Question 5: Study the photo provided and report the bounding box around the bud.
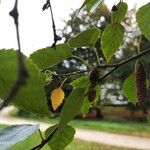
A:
[135,60,147,106]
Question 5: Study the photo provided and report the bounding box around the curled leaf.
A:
[50,88,65,111]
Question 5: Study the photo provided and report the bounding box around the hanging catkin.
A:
[86,69,99,102]
[135,60,147,105]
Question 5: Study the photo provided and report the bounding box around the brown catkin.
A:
[86,69,99,102]
[135,60,147,106]
[89,69,99,88]
[87,88,96,102]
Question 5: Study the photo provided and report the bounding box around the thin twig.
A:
[48,0,58,45]
[99,47,150,81]
[31,126,58,150]
[137,35,142,53]
[40,59,114,73]
[72,55,92,68]
[57,69,91,77]
[60,78,68,88]
[0,0,28,111]
[58,47,150,78]
[43,0,61,46]
[92,47,101,66]
[38,129,44,141]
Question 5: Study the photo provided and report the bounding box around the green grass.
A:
[0,124,136,150]
[69,118,150,138]
[10,108,150,138]
[65,139,137,150]
[0,124,7,129]
[11,133,136,150]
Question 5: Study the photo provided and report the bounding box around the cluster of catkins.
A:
[86,60,147,105]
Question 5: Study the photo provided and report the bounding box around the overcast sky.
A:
[0,0,149,56]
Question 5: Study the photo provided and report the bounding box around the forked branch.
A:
[56,48,150,81]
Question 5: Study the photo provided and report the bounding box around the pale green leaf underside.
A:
[30,44,72,70]
[101,23,124,61]
[0,124,39,150]
[136,2,150,41]
[68,27,101,48]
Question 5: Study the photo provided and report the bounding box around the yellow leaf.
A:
[50,88,65,111]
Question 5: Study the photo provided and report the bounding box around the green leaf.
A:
[81,85,101,117]
[30,44,72,70]
[81,97,91,117]
[68,27,101,48]
[85,0,103,12]
[0,50,50,116]
[59,88,85,127]
[0,124,39,150]
[122,73,137,104]
[101,23,124,61]
[45,125,75,150]
[136,2,150,41]
[112,2,128,23]
[70,76,89,88]
[78,0,91,11]
[78,0,103,13]
[95,85,101,101]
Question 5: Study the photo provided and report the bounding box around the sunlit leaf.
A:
[76,0,103,17]
[112,2,128,23]
[81,97,91,117]
[101,23,124,61]
[122,73,137,104]
[95,85,101,101]
[30,44,72,70]
[85,0,103,12]
[70,76,89,88]
[136,2,150,41]
[68,27,101,48]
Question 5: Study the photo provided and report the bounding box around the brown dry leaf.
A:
[50,88,65,111]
